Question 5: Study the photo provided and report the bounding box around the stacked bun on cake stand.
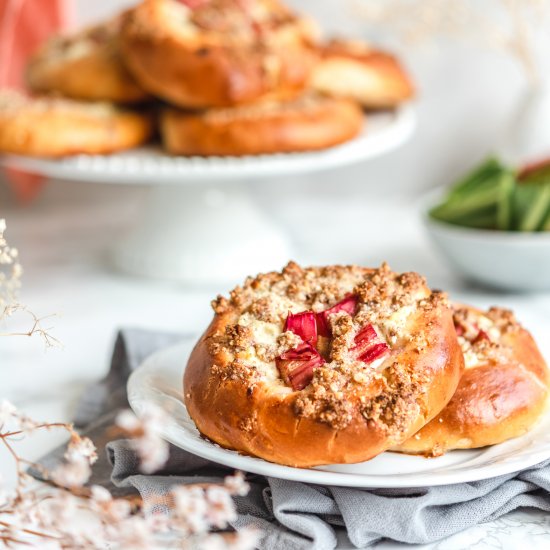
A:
[0,0,416,285]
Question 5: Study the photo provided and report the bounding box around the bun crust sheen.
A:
[184,262,463,467]
[311,39,414,109]
[120,0,318,108]
[26,16,150,104]
[396,305,549,456]
[0,91,153,157]
[161,94,363,156]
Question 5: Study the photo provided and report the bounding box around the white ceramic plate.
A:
[0,107,415,184]
[128,341,550,488]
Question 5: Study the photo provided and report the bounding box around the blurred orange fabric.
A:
[0,0,74,201]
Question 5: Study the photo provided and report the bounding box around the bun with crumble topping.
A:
[184,262,463,467]
[311,39,414,109]
[26,15,150,104]
[0,90,153,157]
[161,93,363,156]
[395,304,549,456]
[119,0,319,108]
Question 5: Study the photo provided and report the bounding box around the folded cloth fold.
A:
[35,328,550,549]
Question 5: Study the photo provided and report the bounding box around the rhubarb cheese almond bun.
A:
[311,39,414,109]
[395,305,550,457]
[184,262,463,467]
[120,0,319,108]
[161,93,363,156]
[0,90,153,157]
[26,14,150,104]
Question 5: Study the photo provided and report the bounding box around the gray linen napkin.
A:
[36,328,550,549]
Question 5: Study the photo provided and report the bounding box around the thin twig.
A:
[0,521,60,541]
[2,422,73,438]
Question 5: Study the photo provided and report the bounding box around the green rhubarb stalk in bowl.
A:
[429,157,550,232]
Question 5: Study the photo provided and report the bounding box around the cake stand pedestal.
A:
[112,182,289,285]
[2,106,415,286]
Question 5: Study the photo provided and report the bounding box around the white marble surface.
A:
[1,177,550,549]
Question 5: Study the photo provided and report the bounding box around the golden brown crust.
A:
[395,305,550,456]
[184,262,463,467]
[0,91,153,158]
[26,16,150,104]
[311,39,414,109]
[161,94,363,156]
[120,0,319,108]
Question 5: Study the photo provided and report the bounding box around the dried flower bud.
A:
[224,471,250,497]
[205,486,237,528]
[115,409,142,433]
[116,406,170,474]
[172,485,209,534]
[91,485,112,504]
[51,456,92,489]
[0,399,17,427]
[230,528,263,550]
[65,435,98,465]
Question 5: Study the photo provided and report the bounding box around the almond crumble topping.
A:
[157,0,315,47]
[276,330,303,354]
[486,306,519,332]
[39,17,120,63]
[0,90,119,117]
[453,305,520,369]
[208,262,449,431]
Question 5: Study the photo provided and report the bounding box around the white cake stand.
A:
[2,106,415,285]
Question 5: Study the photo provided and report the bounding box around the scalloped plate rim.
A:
[0,107,415,184]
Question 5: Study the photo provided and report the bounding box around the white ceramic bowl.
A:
[423,200,550,292]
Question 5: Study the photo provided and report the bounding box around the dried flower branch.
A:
[0,219,258,548]
[0,305,61,348]
[0,402,260,549]
[115,406,170,474]
[0,218,59,348]
[0,218,22,310]
[355,0,550,83]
